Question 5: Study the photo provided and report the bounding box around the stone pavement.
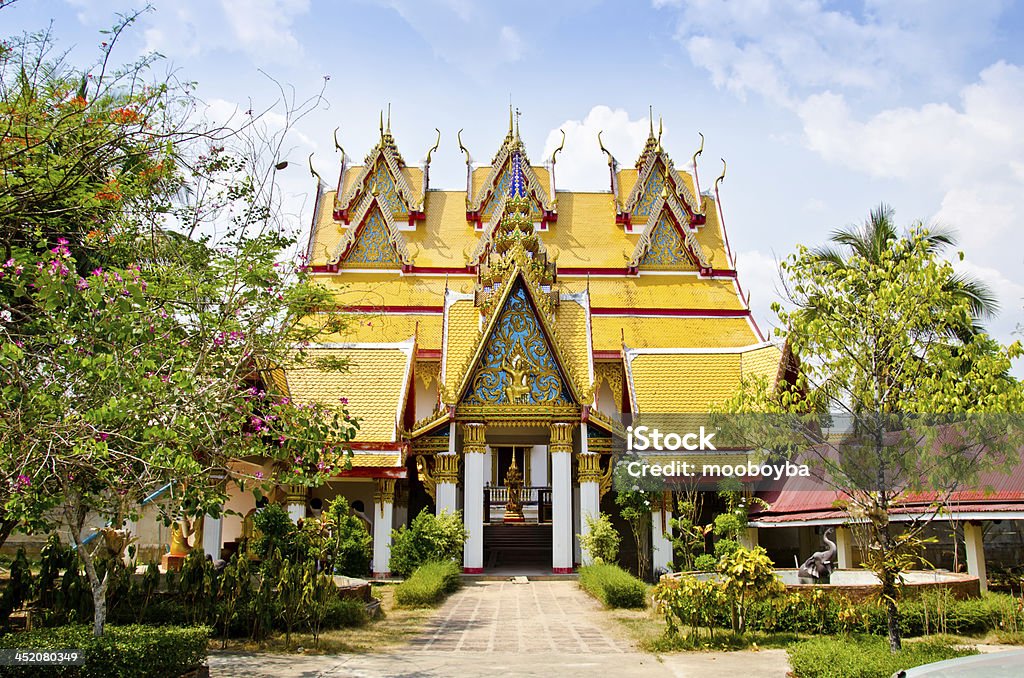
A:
[208,580,790,678]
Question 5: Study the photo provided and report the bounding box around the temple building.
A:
[211,111,785,575]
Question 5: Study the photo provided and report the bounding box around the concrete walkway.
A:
[208,580,789,678]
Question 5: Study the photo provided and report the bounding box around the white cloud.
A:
[540,106,651,191]
[69,0,311,64]
[733,248,786,338]
[797,62,1024,270]
[498,26,523,62]
[655,0,1007,106]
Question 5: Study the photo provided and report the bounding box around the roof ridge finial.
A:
[649,105,654,137]
[515,107,521,140]
[508,103,514,135]
[386,103,391,134]
[379,110,384,139]
[657,116,663,153]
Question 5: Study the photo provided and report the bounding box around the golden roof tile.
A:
[592,316,758,351]
[286,343,413,442]
[441,297,480,399]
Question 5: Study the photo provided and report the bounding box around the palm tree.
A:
[809,203,998,341]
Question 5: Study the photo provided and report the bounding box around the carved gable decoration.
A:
[330,199,413,268]
[638,212,696,269]
[462,282,573,406]
[631,165,667,219]
[334,129,423,224]
[477,159,545,224]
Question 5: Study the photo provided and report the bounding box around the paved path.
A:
[208,580,789,678]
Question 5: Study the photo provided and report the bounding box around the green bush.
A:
[322,497,373,576]
[693,554,717,571]
[322,598,369,628]
[578,513,621,564]
[0,624,209,678]
[394,561,462,608]
[388,509,467,578]
[578,563,647,609]
[251,504,297,559]
[787,635,977,678]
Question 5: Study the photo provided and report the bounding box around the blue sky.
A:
[6,0,1024,356]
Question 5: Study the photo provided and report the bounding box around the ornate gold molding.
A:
[416,456,436,501]
[578,453,602,484]
[435,453,461,484]
[550,422,574,454]
[599,457,615,498]
[283,484,308,504]
[374,478,396,516]
[462,422,487,453]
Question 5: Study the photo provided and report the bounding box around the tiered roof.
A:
[287,111,783,460]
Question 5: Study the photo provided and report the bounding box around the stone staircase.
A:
[483,523,552,569]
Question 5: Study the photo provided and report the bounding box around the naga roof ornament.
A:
[619,108,705,229]
[333,107,425,225]
[465,107,556,231]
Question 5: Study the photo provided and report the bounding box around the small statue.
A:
[798,527,837,584]
[503,455,525,523]
[169,522,192,557]
[502,351,531,404]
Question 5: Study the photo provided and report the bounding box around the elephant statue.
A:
[798,527,837,584]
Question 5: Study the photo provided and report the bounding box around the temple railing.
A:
[483,485,552,523]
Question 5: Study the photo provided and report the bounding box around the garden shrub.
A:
[321,496,372,576]
[692,554,717,572]
[578,563,647,609]
[578,512,621,564]
[251,504,296,559]
[0,624,209,678]
[394,560,462,608]
[787,635,977,678]
[322,598,369,628]
[389,509,467,578]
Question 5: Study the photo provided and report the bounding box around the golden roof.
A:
[625,344,782,414]
[592,316,758,351]
[347,452,404,468]
[285,342,414,442]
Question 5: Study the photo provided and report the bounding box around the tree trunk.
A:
[68,518,109,637]
[0,520,14,554]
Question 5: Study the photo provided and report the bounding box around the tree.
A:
[809,204,999,340]
[727,223,1023,652]
[0,13,357,636]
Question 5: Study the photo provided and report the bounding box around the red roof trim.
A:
[591,307,751,318]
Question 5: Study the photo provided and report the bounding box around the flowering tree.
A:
[725,221,1023,652]
[0,13,356,635]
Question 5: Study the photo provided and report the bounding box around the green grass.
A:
[393,560,461,608]
[787,635,978,678]
[578,563,647,609]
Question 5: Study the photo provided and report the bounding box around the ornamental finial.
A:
[333,127,345,158]
[308,152,324,184]
[551,129,565,164]
[691,132,704,168]
[649,105,654,137]
[379,110,384,139]
[657,116,663,153]
[515,107,521,140]
[508,104,514,135]
[425,128,441,165]
[598,130,614,166]
[715,158,727,193]
[457,128,471,164]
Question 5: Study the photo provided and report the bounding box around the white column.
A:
[284,485,306,524]
[573,484,582,565]
[462,423,486,574]
[739,527,758,550]
[202,514,223,560]
[530,445,548,486]
[550,423,574,573]
[652,499,674,573]
[835,526,854,569]
[964,521,988,593]
[577,425,602,566]
[372,479,396,577]
[436,424,459,514]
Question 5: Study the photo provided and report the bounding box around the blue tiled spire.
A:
[509,149,527,199]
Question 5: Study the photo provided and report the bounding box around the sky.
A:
[5,0,1024,362]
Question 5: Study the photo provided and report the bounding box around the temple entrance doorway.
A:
[483,444,553,571]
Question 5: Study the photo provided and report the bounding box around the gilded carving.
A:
[463,284,571,406]
[578,453,602,484]
[435,453,460,484]
[374,478,396,516]
[549,422,574,454]
[416,456,436,501]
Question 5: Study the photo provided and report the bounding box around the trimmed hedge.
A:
[394,560,462,608]
[787,636,977,678]
[578,563,647,609]
[0,624,209,678]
